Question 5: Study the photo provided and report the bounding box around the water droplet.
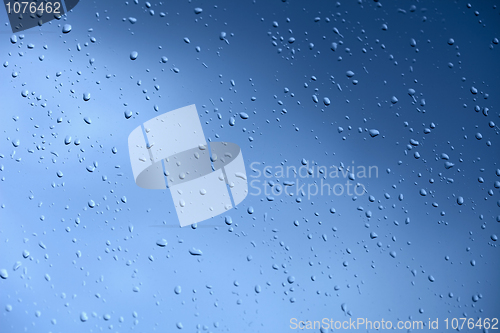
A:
[0,269,8,279]
[323,97,331,106]
[21,89,29,97]
[369,129,380,137]
[194,7,203,14]
[174,286,182,294]
[128,17,137,24]
[391,96,399,104]
[62,24,72,33]
[88,200,96,208]
[428,275,435,282]
[287,276,295,284]
[124,111,133,119]
[80,312,88,322]
[156,239,167,247]
[239,112,249,119]
[189,248,203,255]
[130,51,138,60]
[457,196,464,205]
[10,35,17,44]
[161,56,168,63]
[247,206,254,214]
[83,92,91,101]
[346,70,355,77]
[83,117,91,124]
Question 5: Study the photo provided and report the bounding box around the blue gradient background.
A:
[1,0,499,332]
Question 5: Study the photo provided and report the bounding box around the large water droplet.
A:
[80,312,88,322]
[62,24,72,34]
[189,248,203,255]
